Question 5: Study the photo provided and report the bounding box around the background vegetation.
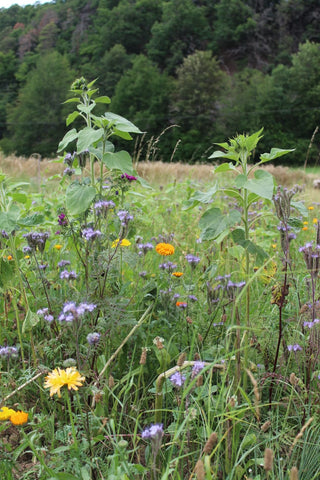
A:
[1,0,320,164]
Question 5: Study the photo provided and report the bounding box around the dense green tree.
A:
[147,0,210,73]
[112,54,174,134]
[96,44,132,98]
[2,52,74,157]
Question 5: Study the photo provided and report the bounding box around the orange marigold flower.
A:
[308,206,314,210]
[172,271,183,277]
[10,410,28,426]
[302,226,308,231]
[176,301,187,308]
[7,255,13,261]
[54,244,62,250]
[155,243,175,256]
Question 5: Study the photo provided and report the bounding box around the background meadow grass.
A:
[1,152,320,479]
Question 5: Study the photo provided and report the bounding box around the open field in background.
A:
[1,153,320,193]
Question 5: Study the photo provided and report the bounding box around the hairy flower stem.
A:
[11,293,25,369]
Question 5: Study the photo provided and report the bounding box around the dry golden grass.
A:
[0,153,319,193]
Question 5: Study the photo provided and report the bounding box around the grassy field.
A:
[1,138,320,480]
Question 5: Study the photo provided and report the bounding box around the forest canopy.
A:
[1,0,320,164]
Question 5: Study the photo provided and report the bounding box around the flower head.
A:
[44,367,85,397]
[0,407,15,421]
[170,371,186,388]
[141,423,163,440]
[172,271,183,277]
[191,361,205,378]
[112,238,131,248]
[10,411,28,426]
[176,301,187,309]
[87,332,101,345]
[82,228,102,242]
[156,243,175,256]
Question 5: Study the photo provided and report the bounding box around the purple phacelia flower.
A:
[170,372,186,387]
[60,270,78,280]
[191,361,205,378]
[82,228,102,241]
[87,332,101,345]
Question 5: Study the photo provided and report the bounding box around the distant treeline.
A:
[1,0,320,164]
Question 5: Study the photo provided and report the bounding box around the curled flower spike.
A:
[156,243,175,256]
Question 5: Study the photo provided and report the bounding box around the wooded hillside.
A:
[1,0,320,164]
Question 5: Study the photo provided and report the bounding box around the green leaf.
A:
[22,309,40,334]
[63,97,80,104]
[288,217,303,228]
[243,127,264,153]
[244,169,275,200]
[213,162,237,173]
[102,150,134,174]
[66,184,96,215]
[76,127,104,152]
[199,208,241,241]
[235,174,247,188]
[77,103,95,114]
[231,228,268,264]
[291,200,308,217]
[260,147,295,163]
[10,192,27,204]
[95,96,111,104]
[223,187,244,203]
[0,258,14,286]
[209,150,239,162]
[66,111,80,126]
[17,213,45,227]
[112,128,133,140]
[182,184,218,210]
[103,112,143,133]
[57,128,78,152]
[0,211,17,233]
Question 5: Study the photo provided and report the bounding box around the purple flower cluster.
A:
[141,423,163,441]
[303,318,320,329]
[191,361,205,378]
[37,307,54,323]
[58,260,71,268]
[299,241,320,275]
[23,231,49,252]
[58,213,68,227]
[60,270,78,280]
[94,200,115,215]
[287,344,303,352]
[185,254,201,268]
[121,173,137,182]
[170,371,186,387]
[58,301,96,322]
[188,295,198,302]
[138,243,154,255]
[0,346,18,358]
[159,261,177,272]
[1,230,9,239]
[87,332,101,345]
[117,210,134,227]
[63,167,75,176]
[82,228,102,242]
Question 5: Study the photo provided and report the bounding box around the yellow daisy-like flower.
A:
[172,271,183,277]
[271,244,277,249]
[0,407,16,421]
[44,367,85,398]
[155,243,175,256]
[313,218,318,224]
[24,255,30,259]
[111,238,131,248]
[54,244,62,250]
[308,206,314,210]
[303,221,309,225]
[10,411,28,426]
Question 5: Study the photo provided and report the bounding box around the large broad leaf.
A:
[76,127,104,153]
[209,150,239,162]
[182,184,218,210]
[231,228,268,264]
[66,111,80,126]
[0,211,18,233]
[102,150,134,174]
[17,213,45,227]
[199,208,241,241]
[243,169,275,200]
[260,147,295,163]
[103,112,143,133]
[213,162,237,173]
[22,309,40,334]
[291,200,308,217]
[66,184,96,215]
[57,128,78,152]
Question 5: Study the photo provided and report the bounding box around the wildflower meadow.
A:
[1,78,320,480]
